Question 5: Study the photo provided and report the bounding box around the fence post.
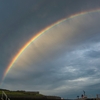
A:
[1,91,10,100]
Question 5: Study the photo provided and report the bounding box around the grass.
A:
[0,90,44,98]
[0,89,61,99]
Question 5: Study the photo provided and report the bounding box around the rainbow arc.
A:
[2,8,100,84]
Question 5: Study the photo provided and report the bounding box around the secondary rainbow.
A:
[2,8,100,82]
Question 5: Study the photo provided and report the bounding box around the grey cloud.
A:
[4,43,100,98]
[84,50,100,58]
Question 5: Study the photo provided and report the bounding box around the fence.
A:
[1,91,10,100]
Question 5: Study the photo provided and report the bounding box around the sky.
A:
[0,0,100,99]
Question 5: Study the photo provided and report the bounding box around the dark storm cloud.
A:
[0,0,100,70]
[0,0,41,73]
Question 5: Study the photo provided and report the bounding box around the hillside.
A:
[0,89,61,99]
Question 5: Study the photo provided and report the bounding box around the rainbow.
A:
[2,8,100,83]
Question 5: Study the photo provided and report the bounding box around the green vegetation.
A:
[0,89,43,98]
[0,89,61,99]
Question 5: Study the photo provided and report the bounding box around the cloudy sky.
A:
[0,0,100,99]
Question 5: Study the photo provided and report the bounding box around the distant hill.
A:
[0,88,61,100]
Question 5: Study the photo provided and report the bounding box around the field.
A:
[0,89,61,99]
[0,90,43,98]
